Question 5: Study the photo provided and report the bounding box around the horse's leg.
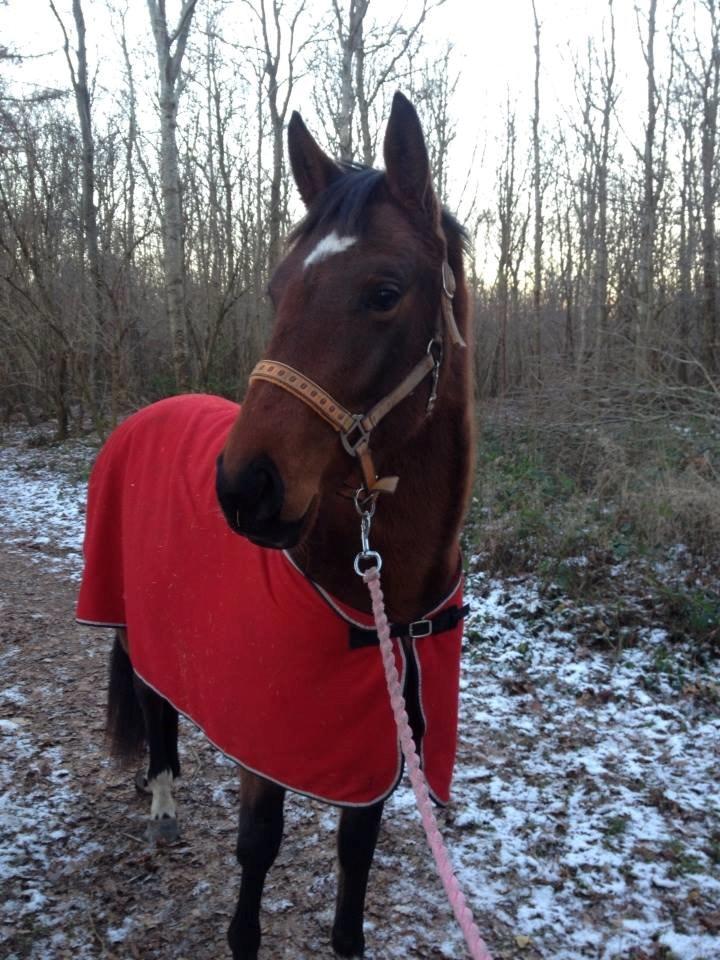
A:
[332,641,421,956]
[228,770,286,960]
[133,672,181,842]
[332,800,384,958]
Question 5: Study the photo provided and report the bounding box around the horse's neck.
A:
[289,393,472,622]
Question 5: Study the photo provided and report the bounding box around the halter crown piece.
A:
[249,254,464,497]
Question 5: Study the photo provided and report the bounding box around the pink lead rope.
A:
[363,566,493,960]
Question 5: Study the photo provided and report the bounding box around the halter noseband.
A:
[248,258,464,496]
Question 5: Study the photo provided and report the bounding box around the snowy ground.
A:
[0,423,718,959]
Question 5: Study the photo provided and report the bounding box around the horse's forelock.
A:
[290,164,467,254]
[289,166,384,242]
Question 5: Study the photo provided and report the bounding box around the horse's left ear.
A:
[383,92,434,216]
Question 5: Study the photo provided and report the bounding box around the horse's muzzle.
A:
[215,454,305,549]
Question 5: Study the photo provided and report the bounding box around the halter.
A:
[248,258,465,496]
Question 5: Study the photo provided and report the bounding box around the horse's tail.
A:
[106,632,146,761]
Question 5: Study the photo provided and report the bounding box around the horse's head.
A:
[217,92,467,549]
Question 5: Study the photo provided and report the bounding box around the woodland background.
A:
[1,8,718,953]
[1,0,719,599]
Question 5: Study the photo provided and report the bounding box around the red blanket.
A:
[76,395,463,806]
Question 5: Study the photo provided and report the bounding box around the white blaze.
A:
[304,230,357,269]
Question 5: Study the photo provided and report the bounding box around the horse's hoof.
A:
[147,816,179,843]
[134,769,151,795]
[332,927,364,958]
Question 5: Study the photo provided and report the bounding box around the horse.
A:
[76,92,473,959]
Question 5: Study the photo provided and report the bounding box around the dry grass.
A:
[465,383,720,642]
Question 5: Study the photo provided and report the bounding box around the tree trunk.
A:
[50,0,104,426]
[531,0,543,386]
[700,0,719,374]
[636,0,658,376]
[593,0,615,377]
[147,0,197,392]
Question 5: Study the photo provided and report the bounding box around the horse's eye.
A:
[366,285,402,313]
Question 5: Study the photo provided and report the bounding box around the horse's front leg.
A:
[332,801,384,958]
[228,771,286,960]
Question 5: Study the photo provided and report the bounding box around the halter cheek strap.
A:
[248,259,462,496]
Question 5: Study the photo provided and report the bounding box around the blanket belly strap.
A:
[348,603,469,651]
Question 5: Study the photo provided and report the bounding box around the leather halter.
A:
[248,258,464,496]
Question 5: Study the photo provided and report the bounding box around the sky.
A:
[0,0,680,242]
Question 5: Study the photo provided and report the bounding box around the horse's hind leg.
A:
[228,770,285,960]
[133,673,180,842]
[332,801,384,958]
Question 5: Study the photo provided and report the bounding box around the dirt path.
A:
[0,536,517,960]
[2,430,719,960]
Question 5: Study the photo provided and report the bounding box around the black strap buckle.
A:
[348,603,469,650]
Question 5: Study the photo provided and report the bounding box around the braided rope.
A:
[363,567,493,960]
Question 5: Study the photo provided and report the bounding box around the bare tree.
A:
[316,0,437,166]
[182,13,250,390]
[494,103,529,395]
[334,0,369,162]
[690,0,720,374]
[247,0,310,271]
[592,0,617,374]
[407,43,457,206]
[636,0,659,374]
[49,0,105,427]
[147,0,198,391]
[531,0,544,385]
[0,108,81,437]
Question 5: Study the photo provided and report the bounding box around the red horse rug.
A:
[76,395,466,807]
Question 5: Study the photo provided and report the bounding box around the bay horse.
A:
[77,92,473,959]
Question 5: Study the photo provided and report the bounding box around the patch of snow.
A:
[107,916,134,943]
[0,429,92,579]
[451,571,720,959]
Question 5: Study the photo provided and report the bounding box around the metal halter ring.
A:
[353,487,377,518]
[354,550,383,576]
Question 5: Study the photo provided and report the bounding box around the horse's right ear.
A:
[288,113,343,208]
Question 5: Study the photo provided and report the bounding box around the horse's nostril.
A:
[216,454,284,532]
[246,463,281,522]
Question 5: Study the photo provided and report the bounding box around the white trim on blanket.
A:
[281,549,462,630]
[130,659,410,809]
[76,618,127,629]
[76,570,454,807]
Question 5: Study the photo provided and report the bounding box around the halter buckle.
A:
[341,415,371,457]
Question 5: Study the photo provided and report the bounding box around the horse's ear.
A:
[383,92,434,216]
[288,112,343,208]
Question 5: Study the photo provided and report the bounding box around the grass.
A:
[464,393,720,648]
